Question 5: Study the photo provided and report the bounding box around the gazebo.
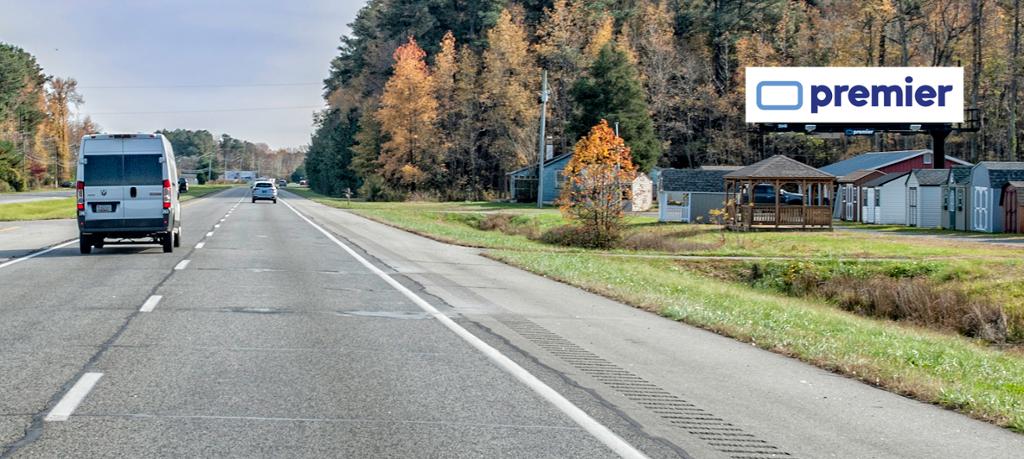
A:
[724,155,836,230]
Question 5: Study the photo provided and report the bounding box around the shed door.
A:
[844,185,854,220]
[1006,188,1019,233]
[677,193,692,223]
[973,187,990,232]
[907,187,918,227]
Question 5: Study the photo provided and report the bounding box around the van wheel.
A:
[94,237,105,249]
[162,233,173,253]
[173,228,181,247]
[273,198,277,204]
[252,198,256,203]
[79,236,92,255]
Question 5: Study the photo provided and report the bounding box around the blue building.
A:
[507,153,573,204]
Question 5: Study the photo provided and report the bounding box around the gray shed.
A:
[657,169,731,223]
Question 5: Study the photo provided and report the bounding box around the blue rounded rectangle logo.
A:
[756,81,803,110]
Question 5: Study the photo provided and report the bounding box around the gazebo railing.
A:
[729,205,832,228]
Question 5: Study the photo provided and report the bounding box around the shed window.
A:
[875,189,880,206]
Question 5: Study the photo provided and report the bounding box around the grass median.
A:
[0,184,234,222]
[291,189,1024,432]
[0,198,75,221]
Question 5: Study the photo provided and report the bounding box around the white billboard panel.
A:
[745,67,964,124]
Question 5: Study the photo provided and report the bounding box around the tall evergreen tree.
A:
[570,42,660,172]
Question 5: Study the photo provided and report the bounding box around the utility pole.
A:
[536,70,549,209]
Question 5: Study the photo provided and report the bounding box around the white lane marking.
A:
[219,219,225,222]
[174,259,191,270]
[140,295,162,312]
[206,231,214,238]
[281,199,648,459]
[45,372,103,421]
[0,239,78,270]
[195,242,205,249]
[214,224,221,228]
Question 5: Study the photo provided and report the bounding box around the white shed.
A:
[905,169,949,228]
[861,172,909,225]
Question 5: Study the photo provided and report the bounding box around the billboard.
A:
[745,67,964,124]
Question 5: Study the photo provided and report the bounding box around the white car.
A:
[76,133,183,254]
[252,180,277,203]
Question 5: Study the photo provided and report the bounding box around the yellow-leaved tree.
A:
[375,37,443,193]
[558,120,636,248]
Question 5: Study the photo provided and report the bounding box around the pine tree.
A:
[479,9,538,188]
[375,37,444,192]
[571,42,661,172]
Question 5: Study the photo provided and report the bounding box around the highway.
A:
[1,188,1021,458]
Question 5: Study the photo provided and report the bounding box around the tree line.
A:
[0,43,97,191]
[298,0,1023,200]
[159,129,306,183]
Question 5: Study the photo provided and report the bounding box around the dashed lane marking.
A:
[44,373,103,422]
[140,295,162,312]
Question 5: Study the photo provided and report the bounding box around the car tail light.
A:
[162,179,172,209]
[76,181,85,211]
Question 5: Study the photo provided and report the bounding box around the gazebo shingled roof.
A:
[724,155,834,180]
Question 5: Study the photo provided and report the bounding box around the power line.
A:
[80,82,322,89]
[87,105,324,115]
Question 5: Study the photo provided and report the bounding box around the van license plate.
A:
[96,204,113,213]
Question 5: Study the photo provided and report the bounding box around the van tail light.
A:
[162,179,172,209]
[76,181,85,211]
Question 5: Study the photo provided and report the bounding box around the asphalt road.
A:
[1,188,1022,458]
[0,190,73,205]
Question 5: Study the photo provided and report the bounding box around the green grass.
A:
[488,250,1024,432]
[180,184,234,202]
[287,189,1024,431]
[0,184,234,221]
[0,198,75,221]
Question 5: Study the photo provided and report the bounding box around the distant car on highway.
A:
[59,180,74,188]
[252,180,277,204]
[277,179,287,188]
[178,177,189,193]
[76,133,182,254]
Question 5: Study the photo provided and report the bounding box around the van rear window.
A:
[83,155,124,186]
[124,154,163,185]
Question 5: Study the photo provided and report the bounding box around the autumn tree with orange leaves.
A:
[375,37,444,193]
[558,120,636,248]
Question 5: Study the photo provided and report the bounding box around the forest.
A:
[304,0,1022,199]
[0,43,97,191]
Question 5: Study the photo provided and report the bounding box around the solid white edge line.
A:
[280,199,648,459]
[174,259,190,270]
[214,224,220,228]
[44,372,103,421]
[0,239,78,270]
[195,242,205,249]
[140,295,162,312]
[206,232,214,237]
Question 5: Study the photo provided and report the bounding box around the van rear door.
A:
[122,138,166,223]
[82,139,125,225]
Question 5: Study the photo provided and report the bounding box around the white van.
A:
[76,133,182,254]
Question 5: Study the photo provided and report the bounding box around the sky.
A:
[0,0,364,149]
